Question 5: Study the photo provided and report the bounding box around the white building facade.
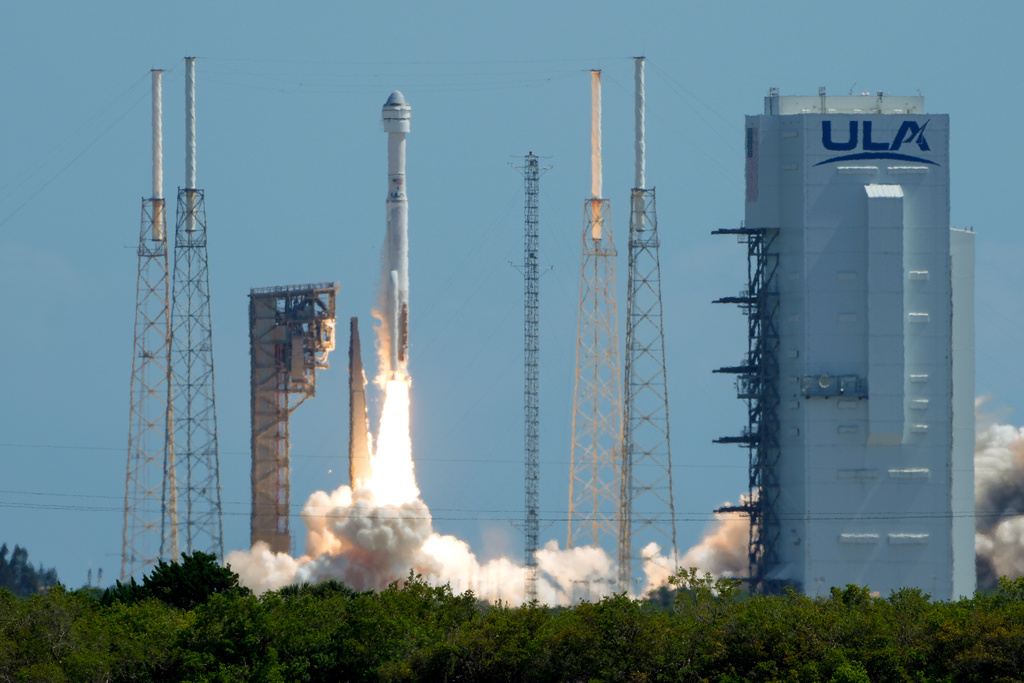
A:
[742,92,974,600]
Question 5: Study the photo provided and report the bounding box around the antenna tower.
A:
[169,57,224,559]
[516,152,542,601]
[122,70,175,580]
[619,57,677,591]
[568,71,622,551]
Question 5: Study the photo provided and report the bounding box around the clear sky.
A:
[2,1,1022,588]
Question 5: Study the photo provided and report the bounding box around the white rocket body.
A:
[382,91,411,377]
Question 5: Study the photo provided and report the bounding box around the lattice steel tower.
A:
[568,71,622,551]
[123,70,175,580]
[516,152,542,601]
[619,57,677,592]
[168,57,224,559]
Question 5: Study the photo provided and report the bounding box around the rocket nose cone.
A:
[384,90,407,108]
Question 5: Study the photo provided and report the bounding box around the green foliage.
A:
[102,550,250,610]
[8,571,1024,681]
[829,660,870,683]
[0,543,59,596]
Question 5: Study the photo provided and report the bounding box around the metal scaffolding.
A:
[167,57,223,560]
[249,283,338,554]
[515,152,542,601]
[568,197,622,551]
[123,195,173,580]
[122,70,174,581]
[169,185,223,559]
[620,186,677,591]
[618,56,677,592]
[712,227,781,593]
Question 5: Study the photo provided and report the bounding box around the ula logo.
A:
[816,120,937,166]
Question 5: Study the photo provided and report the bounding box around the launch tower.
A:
[249,283,338,554]
[169,57,224,559]
[568,71,622,553]
[619,57,677,591]
[122,70,174,580]
[715,90,974,599]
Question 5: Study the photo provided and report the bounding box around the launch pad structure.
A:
[568,70,623,552]
[168,57,224,560]
[620,57,677,591]
[249,282,338,554]
[122,70,173,581]
[712,226,781,593]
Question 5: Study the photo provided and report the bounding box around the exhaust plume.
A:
[975,398,1024,590]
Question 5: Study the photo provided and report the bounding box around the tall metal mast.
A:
[619,57,677,591]
[516,152,542,602]
[169,57,224,559]
[122,70,174,580]
[568,71,622,552]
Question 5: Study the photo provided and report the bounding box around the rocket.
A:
[382,91,411,378]
[348,317,371,487]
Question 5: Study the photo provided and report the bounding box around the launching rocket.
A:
[382,91,411,378]
[348,317,371,487]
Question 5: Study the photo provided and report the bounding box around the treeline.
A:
[3,555,1024,682]
[0,543,58,596]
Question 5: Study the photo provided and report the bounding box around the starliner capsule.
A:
[382,91,411,378]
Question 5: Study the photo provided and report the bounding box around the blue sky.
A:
[2,1,1023,587]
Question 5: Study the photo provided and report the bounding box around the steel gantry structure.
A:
[619,57,677,592]
[168,57,224,560]
[123,70,175,580]
[712,226,781,593]
[249,283,338,554]
[568,70,622,554]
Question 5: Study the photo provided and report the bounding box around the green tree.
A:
[0,543,59,596]
[103,551,250,610]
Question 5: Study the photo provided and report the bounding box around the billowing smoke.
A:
[974,398,1024,590]
[228,388,1024,598]
[227,470,748,603]
[640,503,750,593]
[227,479,626,604]
[678,506,749,578]
[227,294,642,604]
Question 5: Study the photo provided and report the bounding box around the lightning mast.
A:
[122,70,174,580]
[568,71,622,552]
[619,57,677,592]
[169,57,224,559]
[516,152,542,602]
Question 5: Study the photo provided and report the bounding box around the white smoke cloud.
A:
[227,478,753,604]
[226,541,300,595]
[228,395,1024,599]
[974,399,1024,589]
[679,507,749,578]
[227,482,630,604]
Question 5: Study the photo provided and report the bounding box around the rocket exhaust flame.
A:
[228,88,703,605]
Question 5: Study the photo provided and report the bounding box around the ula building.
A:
[716,91,974,600]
